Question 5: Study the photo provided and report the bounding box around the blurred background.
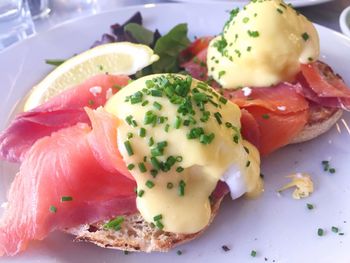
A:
[0,0,349,51]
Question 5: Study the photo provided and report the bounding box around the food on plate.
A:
[0,73,263,256]
[180,0,349,155]
[0,0,350,257]
[278,173,314,199]
[24,42,159,111]
[207,0,319,88]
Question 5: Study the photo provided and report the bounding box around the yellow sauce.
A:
[105,74,263,233]
[207,0,320,88]
[278,173,314,199]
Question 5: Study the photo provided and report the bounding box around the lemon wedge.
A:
[23,42,159,111]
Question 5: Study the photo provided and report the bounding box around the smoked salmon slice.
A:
[240,109,260,150]
[300,62,350,98]
[243,107,308,156]
[225,83,309,114]
[0,123,136,256]
[86,107,133,180]
[0,74,129,163]
[297,63,350,110]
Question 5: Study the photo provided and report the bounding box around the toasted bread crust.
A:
[291,105,342,144]
[66,195,225,252]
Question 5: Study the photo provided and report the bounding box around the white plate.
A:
[340,5,350,37]
[1,2,350,263]
[173,0,332,8]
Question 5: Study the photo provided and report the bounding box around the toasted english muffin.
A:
[291,106,343,144]
[66,193,225,252]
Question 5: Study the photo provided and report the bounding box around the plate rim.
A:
[0,0,346,58]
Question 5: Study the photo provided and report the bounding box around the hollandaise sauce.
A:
[105,74,263,234]
[207,0,320,88]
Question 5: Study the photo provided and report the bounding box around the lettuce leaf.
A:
[152,23,190,73]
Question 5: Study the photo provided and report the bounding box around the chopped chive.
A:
[124,140,134,156]
[222,245,230,252]
[150,169,158,178]
[178,180,186,196]
[167,182,174,189]
[339,233,345,236]
[183,120,190,126]
[145,79,155,89]
[49,205,57,213]
[165,124,170,132]
[88,99,95,106]
[138,189,145,197]
[247,30,260,37]
[306,203,314,210]
[148,137,154,146]
[302,32,310,41]
[250,250,257,257]
[125,115,133,125]
[153,101,162,110]
[187,127,204,139]
[141,100,149,106]
[262,114,270,119]
[218,71,226,79]
[155,220,164,230]
[233,134,239,144]
[150,89,162,97]
[45,59,65,66]
[332,226,339,233]
[124,251,129,255]
[129,91,143,104]
[174,116,182,129]
[151,157,161,170]
[139,127,146,138]
[61,196,73,202]
[144,111,156,125]
[246,160,251,167]
[103,216,124,230]
[176,166,184,173]
[153,214,163,221]
[276,8,283,14]
[244,146,250,154]
[219,96,227,104]
[329,168,336,174]
[317,228,324,236]
[214,112,222,125]
[176,156,183,162]
[225,122,233,128]
[157,116,165,124]
[138,162,147,173]
[127,132,133,139]
[164,156,177,171]
[176,250,182,256]
[127,164,135,170]
[151,147,163,157]
[146,180,155,189]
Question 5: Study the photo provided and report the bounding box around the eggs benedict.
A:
[105,74,263,233]
[207,0,320,88]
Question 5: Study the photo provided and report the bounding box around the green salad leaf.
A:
[152,23,190,73]
[124,23,155,46]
